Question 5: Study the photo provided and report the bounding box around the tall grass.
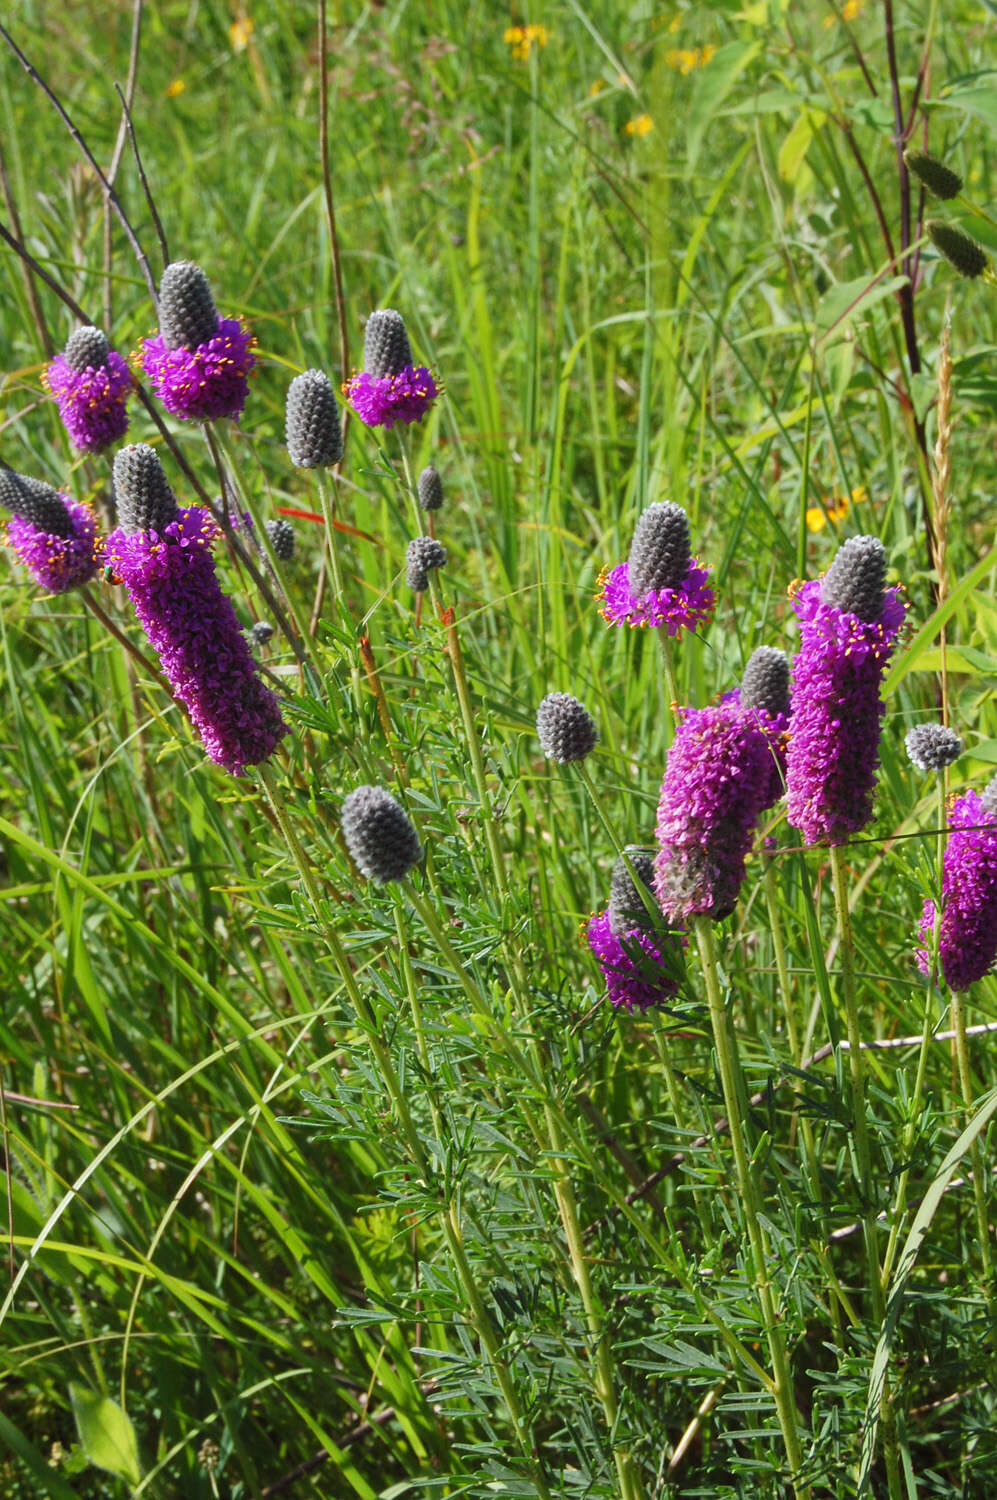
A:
[2,2,996,1496]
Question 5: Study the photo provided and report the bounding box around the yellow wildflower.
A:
[823,0,864,26]
[589,79,605,97]
[624,113,655,137]
[504,23,550,61]
[229,15,254,51]
[665,45,715,74]
[805,485,867,532]
[166,78,186,98]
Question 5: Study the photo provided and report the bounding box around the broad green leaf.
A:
[816,274,909,340]
[69,1385,142,1487]
[686,41,762,172]
[778,111,814,183]
[938,80,997,135]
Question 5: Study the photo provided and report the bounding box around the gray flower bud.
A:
[341,785,422,883]
[250,621,275,647]
[740,647,790,718]
[285,369,343,468]
[609,847,658,936]
[158,261,220,350]
[363,309,413,378]
[820,535,887,623]
[904,150,963,202]
[63,325,110,372]
[406,535,447,592]
[113,444,181,534]
[536,692,598,763]
[628,502,691,598]
[905,723,963,772]
[264,518,295,561]
[417,465,444,512]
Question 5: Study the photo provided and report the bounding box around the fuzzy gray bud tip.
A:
[285,369,343,468]
[905,150,963,202]
[112,444,181,535]
[405,535,447,592]
[250,621,275,647]
[417,465,444,512]
[158,261,220,350]
[820,535,887,622]
[740,646,790,718]
[0,467,74,537]
[341,785,422,883]
[905,723,963,772]
[363,309,414,379]
[608,847,658,936]
[63,325,110,372]
[536,692,598,764]
[264,518,295,561]
[927,220,988,279]
[982,776,997,822]
[628,502,691,598]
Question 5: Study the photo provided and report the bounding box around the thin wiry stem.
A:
[114,82,169,270]
[103,0,143,330]
[0,21,159,308]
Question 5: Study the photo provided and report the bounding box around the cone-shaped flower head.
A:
[0,467,99,593]
[285,369,343,468]
[786,535,905,846]
[405,535,447,592]
[107,446,287,776]
[418,464,444,512]
[609,848,658,937]
[264,518,295,561]
[536,692,598,763]
[43,324,133,454]
[363,309,414,377]
[341,785,422,883]
[917,779,997,990]
[140,261,255,421]
[112,444,180,534]
[343,308,439,430]
[598,502,714,635]
[906,723,963,773]
[739,645,791,808]
[654,698,774,922]
[927,220,988,280]
[904,149,963,201]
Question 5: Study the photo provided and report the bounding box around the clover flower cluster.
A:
[598,502,714,636]
[140,262,255,421]
[343,309,440,430]
[44,326,133,453]
[0,467,99,593]
[106,445,288,775]
[587,848,686,1013]
[917,782,997,991]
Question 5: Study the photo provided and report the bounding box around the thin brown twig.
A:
[103,0,143,330]
[0,140,53,356]
[0,20,159,308]
[114,82,169,271]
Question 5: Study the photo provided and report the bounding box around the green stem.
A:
[693,916,809,1498]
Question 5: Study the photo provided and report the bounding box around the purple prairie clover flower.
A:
[654,697,774,922]
[43,326,133,453]
[139,261,255,422]
[737,646,791,809]
[917,783,997,991]
[106,444,287,776]
[343,366,440,431]
[598,503,713,635]
[342,308,440,431]
[586,908,683,1014]
[785,536,905,846]
[0,467,99,593]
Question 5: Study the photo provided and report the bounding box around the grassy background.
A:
[2,1,997,1496]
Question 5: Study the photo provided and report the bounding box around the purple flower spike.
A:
[737,646,791,810]
[785,538,905,846]
[0,468,99,593]
[586,909,683,1014]
[107,446,287,775]
[654,699,774,922]
[597,558,714,634]
[917,784,997,992]
[44,326,133,453]
[140,261,254,422]
[343,366,440,430]
[140,320,255,422]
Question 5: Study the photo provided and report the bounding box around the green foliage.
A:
[1,1,996,1498]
